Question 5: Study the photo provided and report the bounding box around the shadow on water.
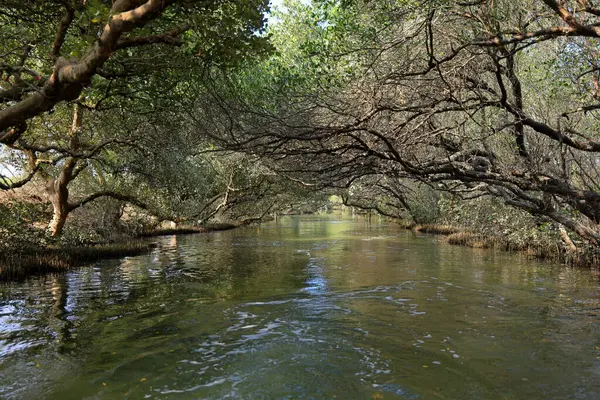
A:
[1,216,600,399]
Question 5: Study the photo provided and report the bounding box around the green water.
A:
[1,216,600,399]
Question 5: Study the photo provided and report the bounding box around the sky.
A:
[268,0,288,24]
[268,0,312,25]
[0,147,17,177]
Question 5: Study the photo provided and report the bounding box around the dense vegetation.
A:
[2,0,600,267]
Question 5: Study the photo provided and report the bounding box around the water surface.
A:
[1,216,600,399]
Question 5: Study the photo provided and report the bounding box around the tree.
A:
[0,0,270,141]
[0,0,272,236]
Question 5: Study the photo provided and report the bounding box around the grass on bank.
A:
[0,241,154,280]
[445,231,563,258]
[399,220,600,267]
[413,224,460,235]
[1,222,242,280]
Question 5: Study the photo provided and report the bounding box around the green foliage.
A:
[61,198,125,244]
[2,0,600,264]
[438,196,560,250]
[405,185,441,224]
[0,201,49,250]
[0,0,281,240]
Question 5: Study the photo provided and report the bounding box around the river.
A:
[1,216,600,399]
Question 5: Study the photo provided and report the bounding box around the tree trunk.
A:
[48,204,68,237]
[559,226,578,253]
[47,179,70,237]
[45,104,82,237]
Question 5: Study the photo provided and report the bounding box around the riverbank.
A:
[0,223,241,281]
[405,222,600,268]
[0,241,154,280]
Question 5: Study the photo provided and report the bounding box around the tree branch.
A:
[115,26,189,50]
[68,190,149,212]
[51,4,75,60]
[0,0,175,138]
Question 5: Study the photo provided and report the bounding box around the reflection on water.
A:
[1,216,600,399]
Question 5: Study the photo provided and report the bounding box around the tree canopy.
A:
[202,0,600,251]
[2,0,600,262]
